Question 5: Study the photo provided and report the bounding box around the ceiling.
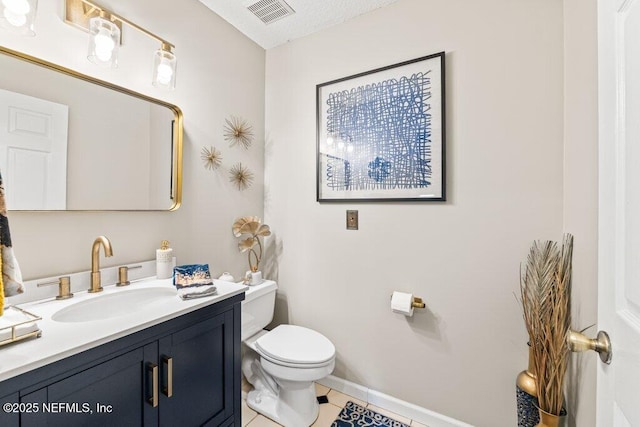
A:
[198,0,400,50]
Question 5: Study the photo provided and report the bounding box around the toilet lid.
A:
[256,325,335,365]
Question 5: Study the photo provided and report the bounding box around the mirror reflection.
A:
[0,46,182,211]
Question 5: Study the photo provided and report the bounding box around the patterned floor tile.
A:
[242,400,258,426]
[312,403,343,426]
[246,414,282,426]
[242,382,420,427]
[315,382,330,396]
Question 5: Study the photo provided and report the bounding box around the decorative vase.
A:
[536,408,566,427]
[244,270,263,285]
[516,344,539,427]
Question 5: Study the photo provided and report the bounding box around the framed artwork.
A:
[316,51,446,202]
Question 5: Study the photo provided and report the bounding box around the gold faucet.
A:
[89,236,113,293]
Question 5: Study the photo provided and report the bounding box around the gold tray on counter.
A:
[0,306,42,348]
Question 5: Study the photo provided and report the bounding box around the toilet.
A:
[241,280,335,427]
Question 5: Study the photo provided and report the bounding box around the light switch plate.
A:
[346,210,358,230]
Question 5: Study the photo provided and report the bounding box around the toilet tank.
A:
[241,280,278,341]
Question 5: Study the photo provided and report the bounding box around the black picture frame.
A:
[316,51,446,202]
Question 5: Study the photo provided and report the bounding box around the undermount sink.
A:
[52,287,176,323]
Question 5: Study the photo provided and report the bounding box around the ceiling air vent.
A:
[246,0,295,25]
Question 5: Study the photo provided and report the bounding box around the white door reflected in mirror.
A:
[0,88,68,210]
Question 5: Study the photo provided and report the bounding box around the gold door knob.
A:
[567,329,612,364]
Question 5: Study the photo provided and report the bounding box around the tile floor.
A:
[242,381,429,427]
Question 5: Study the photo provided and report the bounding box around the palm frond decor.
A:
[520,234,573,417]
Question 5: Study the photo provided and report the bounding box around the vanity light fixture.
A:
[0,0,37,36]
[65,0,177,89]
[87,10,119,67]
[152,43,177,90]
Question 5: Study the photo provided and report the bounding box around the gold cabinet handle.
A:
[162,356,173,397]
[147,362,159,407]
[567,329,612,364]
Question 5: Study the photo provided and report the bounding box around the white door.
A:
[0,88,68,210]
[598,0,640,425]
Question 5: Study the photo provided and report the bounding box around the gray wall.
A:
[563,0,598,426]
[263,0,597,425]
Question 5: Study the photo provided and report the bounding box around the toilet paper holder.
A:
[411,297,426,309]
[390,294,426,309]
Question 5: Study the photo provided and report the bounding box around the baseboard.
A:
[317,375,474,427]
[318,375,369,402]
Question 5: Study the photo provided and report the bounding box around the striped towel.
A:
[173,264,217,300]
[0,172,24,316]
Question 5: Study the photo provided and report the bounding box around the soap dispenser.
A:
[156,240,174,279]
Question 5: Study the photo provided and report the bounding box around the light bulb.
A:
[92,27,115,62]
[0,0,36,35]
[94,46,112,61]
[94,28,115,52]
[337,140,345,150]
[326,135,334,146]
[156,60,173,85]
[347,144,354,153]
[3,7,25,26]
[87,16,119,67]
[152,47,176,89]
[2,0,30,15]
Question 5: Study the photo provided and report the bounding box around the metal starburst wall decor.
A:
[229,162,254,190]
[201,146,222,170]
[223,116,254,149]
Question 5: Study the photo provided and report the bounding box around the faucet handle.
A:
[116,266,130,287]
[116,265,142,287]
[37,276,73,300]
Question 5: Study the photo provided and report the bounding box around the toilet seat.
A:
[255,325,335,368]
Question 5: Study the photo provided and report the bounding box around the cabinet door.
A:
[0,392,19,426]
[159,310,234,427]
[21,344,158,427]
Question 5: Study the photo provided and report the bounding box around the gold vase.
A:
[516,344,538,427]
[536,408,564,427]
[517,344,537,395]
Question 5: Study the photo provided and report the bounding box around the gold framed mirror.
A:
[0,45,182,211]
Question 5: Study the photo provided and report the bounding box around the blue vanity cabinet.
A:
[0,392,19,426]
[0,292,243,427]
[158,309,235,426]
[20,343,158,426]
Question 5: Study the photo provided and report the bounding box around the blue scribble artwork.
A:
[368,157,391,182]
[324,71,432,191]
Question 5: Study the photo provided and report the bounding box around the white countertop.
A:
[0,277,248,383]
